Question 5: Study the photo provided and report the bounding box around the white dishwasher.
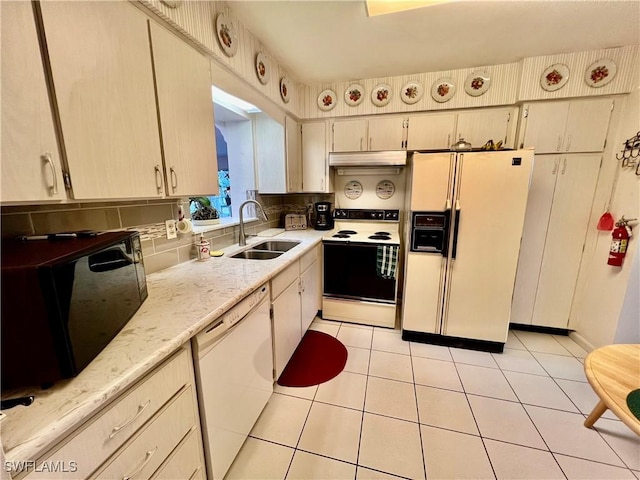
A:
[192,283,273,480]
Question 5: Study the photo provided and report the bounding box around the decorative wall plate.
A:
[344,180,363,199]
[161,0,183,7]
[464,71,491,96]
[400,81,424,104]
[255,52,270,85]
[280,77,291,103]
[215,13,238,57]
[371,83,392,107]
[585,59,616,88]
[344,83,365,107]
[317,89,337,111]
[376,180,395,199]
[431,78,456,103]
[540,63,570,92]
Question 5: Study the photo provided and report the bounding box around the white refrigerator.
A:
[402,150,533,351]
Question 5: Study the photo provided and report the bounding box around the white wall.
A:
[570,57,640,349]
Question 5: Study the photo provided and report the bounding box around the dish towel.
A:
[377,245,399,279]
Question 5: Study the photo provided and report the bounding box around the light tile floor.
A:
[226,320,640,480]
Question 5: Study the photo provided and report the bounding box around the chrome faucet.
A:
[238,199,268,246]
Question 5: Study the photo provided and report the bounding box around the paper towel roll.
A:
[176,218,193,234]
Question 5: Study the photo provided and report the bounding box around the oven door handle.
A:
[451,202,461,260]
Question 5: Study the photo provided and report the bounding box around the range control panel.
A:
[334,209,400,222]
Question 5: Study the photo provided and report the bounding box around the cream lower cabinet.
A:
[512,154,602,329]
[0,1,65,203]
[22,347,205,480]
[271,245,321,378]
[300,248,321,332]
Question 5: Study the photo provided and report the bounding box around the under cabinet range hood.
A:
[329,151,407,167]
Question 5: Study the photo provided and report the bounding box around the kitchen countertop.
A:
[1,230,325,466]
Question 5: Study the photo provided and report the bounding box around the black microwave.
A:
[1,231,147,390]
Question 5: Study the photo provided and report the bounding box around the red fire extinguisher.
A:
[608,217,635,267]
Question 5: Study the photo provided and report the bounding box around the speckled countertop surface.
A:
[1,230,324,465]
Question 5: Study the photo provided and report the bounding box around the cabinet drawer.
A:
[271,262,299,299]
[300,245,320,272]
[25,349,192,480]
[93,385,197,480]
[150,427,203,480]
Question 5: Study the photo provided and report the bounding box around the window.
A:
[196,87,260,221]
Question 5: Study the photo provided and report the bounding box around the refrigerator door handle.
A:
[442,207,452,257]
[452,200,461,259]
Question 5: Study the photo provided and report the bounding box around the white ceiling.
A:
[228,0,640,85]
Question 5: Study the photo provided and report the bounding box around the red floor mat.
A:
[277,330,348,387]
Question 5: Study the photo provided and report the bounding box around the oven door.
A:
[323,242,397,303]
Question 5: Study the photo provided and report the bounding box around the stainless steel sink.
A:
[231,250,283,260]
[251,240,300,252]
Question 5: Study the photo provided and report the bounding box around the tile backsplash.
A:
[1,193,333,274]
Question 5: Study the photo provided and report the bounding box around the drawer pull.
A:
[122,446,157,480]
[109,400,151,439]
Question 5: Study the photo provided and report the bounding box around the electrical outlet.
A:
[165,219,177,239]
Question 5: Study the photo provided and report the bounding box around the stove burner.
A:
[337,230,357,235]
[332,234,351,238]
[374,231,390,236]
[368,235,392,240]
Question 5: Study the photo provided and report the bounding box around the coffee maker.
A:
[313,202,334,230]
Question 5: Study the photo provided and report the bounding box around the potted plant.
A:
[190,197,220,225]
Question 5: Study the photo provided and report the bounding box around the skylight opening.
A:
[211,86,261,114]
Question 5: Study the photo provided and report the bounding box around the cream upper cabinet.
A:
[149,22,218,197]
[255,114,302,193]
[331,119,367,152]
[406,113,456,150]
[302,121,330,192]
[285,116,303,192]
[1,1,66,202]
[519,98,613,154]
[455,107,518,149]
[512,154,602,329]
[367,116,406,151]
[39,1,164,200]
[406,107,516,152]
[331,116,405,152]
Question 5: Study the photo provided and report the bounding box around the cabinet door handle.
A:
[109,400,151,439]
[565,135,571,152]
[360,138,363,151]
[551,159,559,175]
[556,135,562,152]
[369,138,372,150]
[561,158,567,175]
[42,153,58,195]
[122,447,158,480]
[447,134,451,147]
[154,165,163,194]
[170,167,178,192]
[320,178,324,191]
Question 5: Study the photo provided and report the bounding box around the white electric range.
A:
[322,209,401,328]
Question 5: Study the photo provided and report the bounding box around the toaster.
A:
[285,214,307,230]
